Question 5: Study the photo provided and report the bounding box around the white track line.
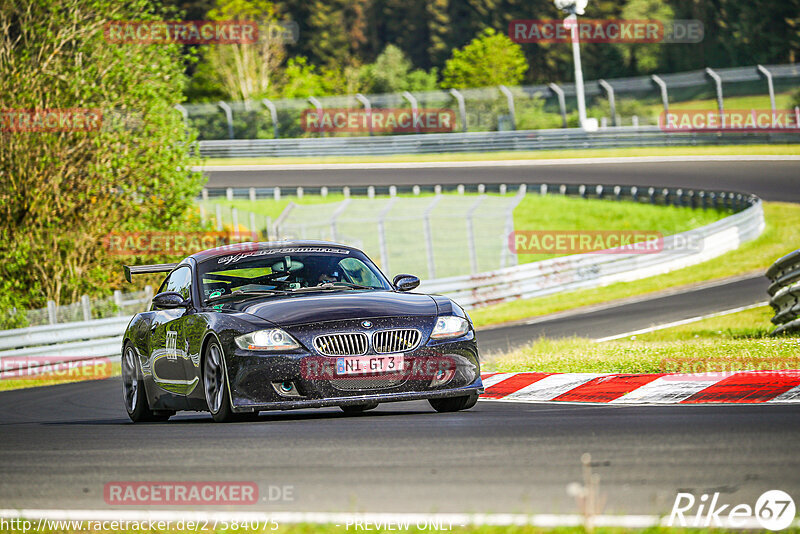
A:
[196,155,800,172]
[593,301,769,342]
[0,508,791,529]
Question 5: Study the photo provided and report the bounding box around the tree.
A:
[441,28,528,88]
[360,45,438,94]
[617,0,674,73]
[205,0,285,101]
[0,0,203,312]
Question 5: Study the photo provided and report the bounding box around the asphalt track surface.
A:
[203,160,800,203]
[2,379,799,515]
[476,274,769,353]
[2,159,798,516]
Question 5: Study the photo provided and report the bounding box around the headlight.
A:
[235,329,300,351]
[430,316,469,340]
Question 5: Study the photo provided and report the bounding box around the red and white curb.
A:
[479,371,800,404]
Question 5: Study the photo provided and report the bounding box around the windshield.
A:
[198,246,391,303]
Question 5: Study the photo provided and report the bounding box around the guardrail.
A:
[197,127,800,158]
[767,250,800,335]
[420,186,764,308]
[0,182,765,372]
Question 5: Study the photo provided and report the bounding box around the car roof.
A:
[189,240,360,263]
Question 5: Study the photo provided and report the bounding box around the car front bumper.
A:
[225,336,482,412]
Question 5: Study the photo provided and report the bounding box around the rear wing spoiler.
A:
[123,263,178,283]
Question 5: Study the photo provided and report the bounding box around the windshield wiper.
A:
[205,289,290,304]
[290,282,378,293]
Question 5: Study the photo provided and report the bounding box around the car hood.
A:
[227,290,438,327]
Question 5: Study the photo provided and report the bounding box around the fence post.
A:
[202,188,209,201]
[401,91,420,133]
[466,196,486,274]
[250,211,257,240]
[598,79,616,126]
[355,93,373,136]
[199,204,206,224]
[249,187,256,202]
[501,186,526,268]
[548,83,568,128]
[215,204,223,231]
[377,197,398,274]
[114,290,123,317]
[651,74,669,118]
[174,104,188,128]
[367,186,375,199]
[226,187,233,201]
[261,98,279,139]
[308,96,324,136]
[329,199,351,242]
[217,101,234,139]
[274,186,281,201]
[705,68,724,126]
[498,85,516,130]
[81,295,91,322]
[321,186,328,198]
[423,196,442,279]
[757,65,776,116]
[46,300,57,324]
[449,88,467,132]
[297,186,304,199]
[231,208,239,239]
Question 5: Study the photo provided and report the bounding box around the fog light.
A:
[272,381,302,397]
[430,368,456,387]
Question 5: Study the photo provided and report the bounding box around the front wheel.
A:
[122,343,172,422]
[203,339,236,423]
[428,393,478,413]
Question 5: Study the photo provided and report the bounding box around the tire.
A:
[122,343,172,423]
[340,402,379,415]
[203,339,237,423]
[428,393,478,413]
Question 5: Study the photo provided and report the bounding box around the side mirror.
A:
[152,291,189,309]
[392,274,420,292]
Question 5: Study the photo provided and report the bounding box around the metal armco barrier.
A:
[767,250,800,335]
[197,127,800,159]
[420,187,764,309]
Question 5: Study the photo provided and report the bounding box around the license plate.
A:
[336,354,404,375]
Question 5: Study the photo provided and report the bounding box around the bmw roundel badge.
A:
[361,320,373,328]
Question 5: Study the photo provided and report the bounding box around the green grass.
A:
[201,144,800,166]
[471,201,800,328]
[486,306,800,374]
[512,195,727,263]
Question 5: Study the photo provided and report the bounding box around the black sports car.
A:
[121,241,484,422]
